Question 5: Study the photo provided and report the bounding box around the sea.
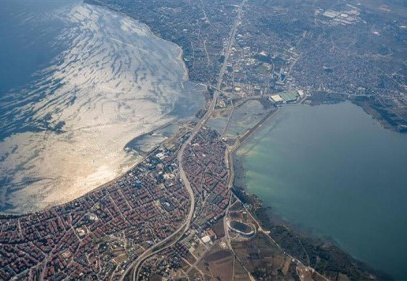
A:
[236,102,407,279]
[0,0,203,214]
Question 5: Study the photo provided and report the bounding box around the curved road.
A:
[120,1,247,280]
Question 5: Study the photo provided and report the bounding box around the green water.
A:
[237,102,407,279]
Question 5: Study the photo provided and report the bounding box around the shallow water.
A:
[237,102,407,279]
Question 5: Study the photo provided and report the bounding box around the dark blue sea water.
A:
[0,0,76,140]
[0,0,76,210]
[1,1,57,93]
[0,0,204,214]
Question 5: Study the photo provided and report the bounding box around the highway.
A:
[217,0,246,90]
[121,1,247,280]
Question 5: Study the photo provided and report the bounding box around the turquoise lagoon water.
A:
[237,102,407,279]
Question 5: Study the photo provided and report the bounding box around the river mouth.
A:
[235,102,407,280]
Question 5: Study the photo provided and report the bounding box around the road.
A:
[233,196,329,281]
[217,0,246,90]
[122,1,247,279]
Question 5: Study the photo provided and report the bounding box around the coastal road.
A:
[235,197,329,281]
[124,124,202,281]
[122,1,247,279]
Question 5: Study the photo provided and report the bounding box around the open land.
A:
[1,0,406,280]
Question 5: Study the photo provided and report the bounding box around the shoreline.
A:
[232,153,393,280]
[233,150,336,241]
[0,144,160,217]
[0,2,399,279]
[85,0,190,82]
[230,107,394,281]
[305,93,407,134]
[0,0,204,215]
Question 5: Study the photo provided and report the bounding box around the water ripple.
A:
[0,3,198,214]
